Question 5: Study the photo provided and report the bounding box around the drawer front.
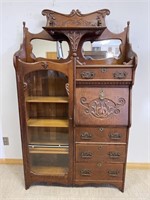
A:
[75,163,124,181]
[75,127,127,143]
[76,144,126,163]
[76,67,132,81]
[75,87,129,126]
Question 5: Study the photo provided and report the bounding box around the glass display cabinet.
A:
[13,8,137,191]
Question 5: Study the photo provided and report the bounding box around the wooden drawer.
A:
[76,144,126,163]
[75,127,127,143]
[75,163,124,181]
[75,87,129,126]
[76,67,132,81]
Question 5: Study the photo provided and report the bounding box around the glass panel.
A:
[27,103,68,119]
[28,127,68,146]
[31,40,69,59]
[82,40,121,60]
[24,70,68,97]
[30,153,69,176]
[24,70,69,176]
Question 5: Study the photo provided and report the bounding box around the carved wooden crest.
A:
[42,9,110,28]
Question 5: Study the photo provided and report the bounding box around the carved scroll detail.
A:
[42,9,110,27]
[65,83,69,96]
[66,31,82,52]
[41,62,48,69]
[80,92,126,119]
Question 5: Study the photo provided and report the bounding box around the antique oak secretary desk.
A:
[13,8,137,192]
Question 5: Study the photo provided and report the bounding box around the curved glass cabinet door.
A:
[24,70,69,177]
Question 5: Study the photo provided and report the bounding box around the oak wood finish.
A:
[13,9,137,192]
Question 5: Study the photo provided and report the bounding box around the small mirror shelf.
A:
[82,39,121,60]
[31,40,69,59]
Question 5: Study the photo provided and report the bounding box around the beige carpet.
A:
[0,164,150,200]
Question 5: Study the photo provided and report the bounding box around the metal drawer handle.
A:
[108,170,119,177]
[80,169,92,176]
[80,151,93,159]
[108,152,120,159]
[80,71,95,79]
[80,132,92,140]
[109,133,121,140]
[113,71,128,79]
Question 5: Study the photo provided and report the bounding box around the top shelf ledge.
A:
[26,96,69,103]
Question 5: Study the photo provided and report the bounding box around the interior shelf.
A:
[29,147,69,154]
[26,96,69,103]
[27,119,69,128]
[31,166,68,176]
[29,140,68,146]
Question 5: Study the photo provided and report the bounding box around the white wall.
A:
[1,0,150,162]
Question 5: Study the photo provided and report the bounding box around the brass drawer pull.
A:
[113,71,127,79]
[108,152,120,159]
[80,132,92,140]
[109,133,121,140]
[80,71,95,79]
[80,169,92,176]
[80,151,93,159]
[108,170,119,177]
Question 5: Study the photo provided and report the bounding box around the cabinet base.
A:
[25,179,124,192]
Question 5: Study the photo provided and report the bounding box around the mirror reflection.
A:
[82,39,121,60]
[31,40,69,59]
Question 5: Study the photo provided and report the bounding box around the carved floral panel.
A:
[75,88,129,126]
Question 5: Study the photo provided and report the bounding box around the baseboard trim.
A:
[0,159,23,164]
[0,159,150,169]
[127,163,150,169]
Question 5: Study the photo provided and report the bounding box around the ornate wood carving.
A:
[76,81,131,85]
[65,83,69,96]
[66,31,83,53]
[41,62,48,69]
[42,9,110,27]
[80,92,126,119]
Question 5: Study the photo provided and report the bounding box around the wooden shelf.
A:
[30,141,68,146]
[29,147,69,154]
[31,166,68,176]
[27,119,69,128]
[26,96,69,103]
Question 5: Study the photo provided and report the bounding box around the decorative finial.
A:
[23,21,26,27]
[127,21,130,26]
